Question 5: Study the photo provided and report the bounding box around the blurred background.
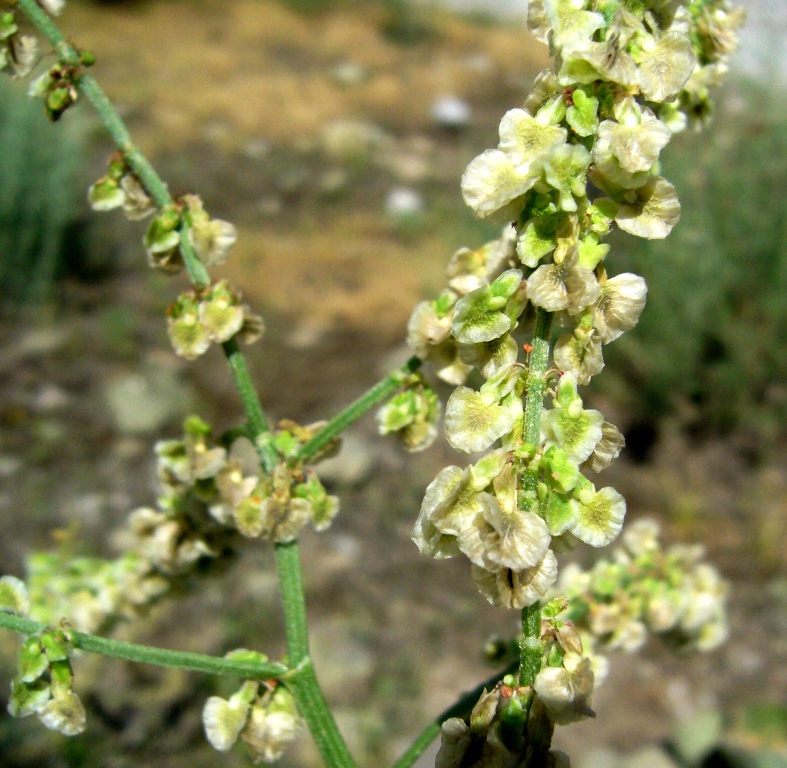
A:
[0,0,785,766]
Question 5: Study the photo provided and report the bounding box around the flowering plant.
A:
[0,0,743,766]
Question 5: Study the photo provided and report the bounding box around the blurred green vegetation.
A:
[0,80,85,305]
[599,82,787,444]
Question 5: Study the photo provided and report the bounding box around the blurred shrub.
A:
[0,80,84,305]
[598,83,787,443]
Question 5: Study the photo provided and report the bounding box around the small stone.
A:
[386,187,424,219]
[331,61,368,86]
[431,95,472,130]
[316,432,375,486]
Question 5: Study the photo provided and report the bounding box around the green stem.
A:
[276,542,357,768]
[519,603,542,689]
[523,309,553,468]
[518,308,552,688]
[298,355,422,463]
[391,661,519,768]
[0,612,287,679]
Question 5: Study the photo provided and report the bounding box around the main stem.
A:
[519,308,553,688]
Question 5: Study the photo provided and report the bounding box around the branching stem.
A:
[298,355,422,463]
[0,611,288,679]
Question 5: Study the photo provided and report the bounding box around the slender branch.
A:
[0,612,288,679]
[298,355,422,463]
[391,661,519,768]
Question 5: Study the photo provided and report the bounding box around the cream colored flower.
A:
[472,549,558,609]
[571,486,626,547]
[461,149,539,222]
[445,387,520,454]
[526,249,599,314]
[616,177,681,239]
[534,655,595,725]
[498,109,567,166]
[593,273,647,343]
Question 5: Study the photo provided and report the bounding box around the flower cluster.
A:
[2,599,87,738]
[167,280,264,360]
[202,668,300,764]
[376,374,442,452]
[1,416,339,636]
[409,0,741,612]
[557,518,729,658]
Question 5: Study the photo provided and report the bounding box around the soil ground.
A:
[0,1,785,766]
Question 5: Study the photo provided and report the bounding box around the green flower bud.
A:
[87,177,125,212]
[45,83,77,121]
[17,637,48,683]
[452,269,523,344]
[517,216,559,268]
[40,629,71,664]
[576,235,610,270]
[376,383,441,453]
[543,143,591,212]
[294,475,340,532]
[0,12,17,41]
[145,204,184,272]
[543,373,604,464]
[544,446,580,493]
[566,87,599,137]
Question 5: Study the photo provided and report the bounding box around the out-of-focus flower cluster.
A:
[202,663,301,764]
[557,518,729,659]
[0,580,87,738]
[2,416,339,636]
[407,0,742,612]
